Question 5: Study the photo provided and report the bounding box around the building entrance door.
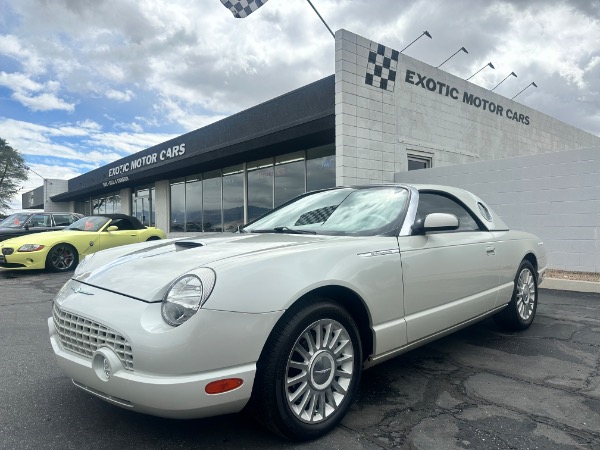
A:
[132,186,155,226]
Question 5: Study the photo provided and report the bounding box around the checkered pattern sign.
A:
[220,0,269,18]
[365,42,399,92]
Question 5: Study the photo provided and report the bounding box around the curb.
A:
[540,277,600,294]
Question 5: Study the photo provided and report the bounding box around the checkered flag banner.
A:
[220,0,269,18]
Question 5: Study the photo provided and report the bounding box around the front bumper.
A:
[49,280,284,419]
[0,249,47,269]
[49,324,255,418]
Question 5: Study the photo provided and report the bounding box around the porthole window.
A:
[478,202,493,222]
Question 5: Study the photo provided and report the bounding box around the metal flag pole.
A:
[437,47,468,68]
[306,0,335,38]
[512,82,538,100]
[466,62,495,81]
[401,31,432,53]
[492,72,517,91]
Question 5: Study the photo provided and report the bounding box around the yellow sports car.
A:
[0,214,166,272]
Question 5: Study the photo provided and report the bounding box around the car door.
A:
[24,213,53,234]
[51,213,79,230]
[399,191,500,343]
[97,220,140,251]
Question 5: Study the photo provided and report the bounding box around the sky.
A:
[1,0,599,211]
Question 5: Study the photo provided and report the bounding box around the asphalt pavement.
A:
[1,269,599,449]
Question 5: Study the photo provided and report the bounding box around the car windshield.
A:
[66,216,111,232]
[0,213,31,229]
[243,187,409,236]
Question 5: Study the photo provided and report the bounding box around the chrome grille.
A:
[53,304,134,371]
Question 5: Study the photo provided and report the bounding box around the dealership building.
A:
[27,29,600,237]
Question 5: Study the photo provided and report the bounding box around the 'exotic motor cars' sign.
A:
[104,143,186,187]
[404,70,530,125]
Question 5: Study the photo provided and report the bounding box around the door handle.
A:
[486,245,496,256]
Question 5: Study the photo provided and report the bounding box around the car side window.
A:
[109,219,135,231]
[53,214,74,226]
[28,214,52,227]
[417,192,481,232]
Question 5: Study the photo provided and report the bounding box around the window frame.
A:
[407,154,432,171]
[415,191,486,233]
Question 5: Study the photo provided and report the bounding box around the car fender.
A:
[203,237,404,332]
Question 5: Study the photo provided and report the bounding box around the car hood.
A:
[0,229,95,246]
[74,233,342,301]
[0,228,26,240]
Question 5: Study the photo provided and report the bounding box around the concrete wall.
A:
[119,187,132,215]
[154,180,170,233]
[21,179,72,212]
[394,147,600,273]
[334,29,600,186]
[43,180,71,212]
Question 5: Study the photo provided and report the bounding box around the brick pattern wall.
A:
[395,147,600,273]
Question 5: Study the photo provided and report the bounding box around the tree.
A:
[0,138,28,213]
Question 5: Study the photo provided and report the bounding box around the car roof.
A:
[4,212,79,216]
[345,183,509,231]
[88,214,146,230]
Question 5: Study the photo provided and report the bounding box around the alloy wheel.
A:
[285,318,354,423]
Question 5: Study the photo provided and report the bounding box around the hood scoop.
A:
[175,240,204,251]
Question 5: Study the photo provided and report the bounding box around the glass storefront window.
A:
[113,194,121,214]
[247,158,274,222]
[78,146,336,233]
[170,179,185,232]
[306,144,336,192]
[185,176,202,232]
[133,185,155,226]
[203,170,222,232]
[275,152,305,207]
[150,187,156,226]
[92,198,105,214]
[223,165,244,232]
[106,196,114,214]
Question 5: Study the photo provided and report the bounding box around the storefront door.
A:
[132,187,154,226]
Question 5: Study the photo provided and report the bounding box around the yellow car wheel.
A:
[46,244,78,272]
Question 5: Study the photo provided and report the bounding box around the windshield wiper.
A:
[250,226,317,235]
[272,226,317,235]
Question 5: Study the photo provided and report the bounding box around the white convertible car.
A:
[49,184,546,440]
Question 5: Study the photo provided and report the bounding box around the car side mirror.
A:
[411,213,459,235]
[24,223,30,230]
[106,225,119,232]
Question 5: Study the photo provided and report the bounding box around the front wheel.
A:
[495,260,538,330]
[46,244,78,272]
[251,300,362,440]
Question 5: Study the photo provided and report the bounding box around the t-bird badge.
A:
[71,286,94,296]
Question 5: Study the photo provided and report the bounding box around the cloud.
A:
[0,118,176,164]
[0,71,43,91]
[11,91,75,111]
[0,33,45,74]
[105,88,135,102]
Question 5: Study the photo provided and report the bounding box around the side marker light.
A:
[205,378,244,394]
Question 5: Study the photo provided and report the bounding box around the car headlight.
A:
[74,254,93,276]
[18,244,45,252]
[161,269,216,327]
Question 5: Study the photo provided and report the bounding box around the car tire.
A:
[45,243,78,272]
[250,300,362,441]
[494,260,538,331]
[146,236,161,241]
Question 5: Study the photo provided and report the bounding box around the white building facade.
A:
[334,29,600,185]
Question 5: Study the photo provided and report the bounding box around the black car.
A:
[0,212,83,242]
